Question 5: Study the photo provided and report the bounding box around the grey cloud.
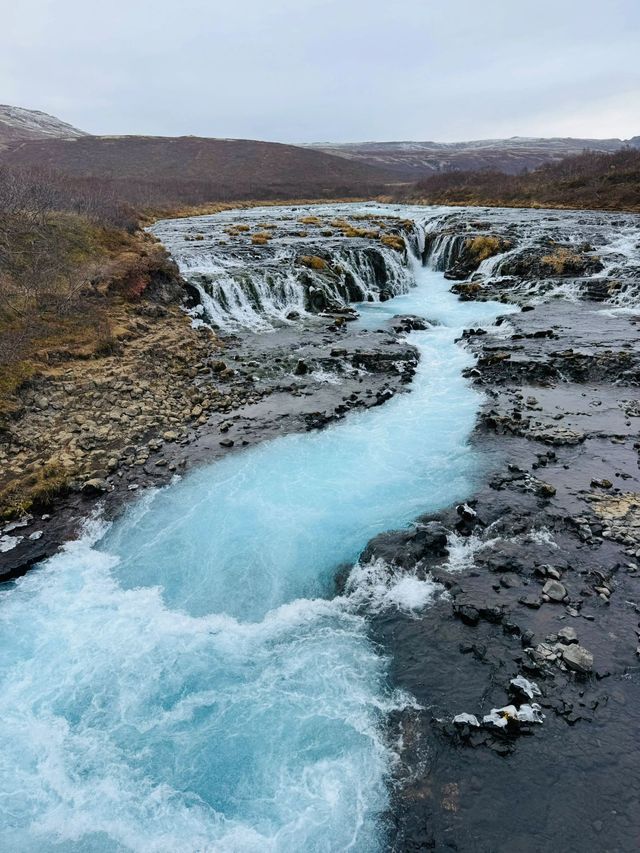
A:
[1,0,638,141]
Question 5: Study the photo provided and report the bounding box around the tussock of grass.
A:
[465,236,509,262]
[299,216,321,225]
[0,461,70,519]
[540,247,584,274]
[339,224,379,239]
[380,234,405,251]
[325,218,381,240]
[298,255,328,270]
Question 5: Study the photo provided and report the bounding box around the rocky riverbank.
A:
[358,214,640,851]
[1,205,425,579]
[0,306,419,581]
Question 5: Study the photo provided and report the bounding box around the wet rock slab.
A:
[374,296,640,852]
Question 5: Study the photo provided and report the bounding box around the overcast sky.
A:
[2,0,639,143]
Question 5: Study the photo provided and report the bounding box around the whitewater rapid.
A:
[0,210,512,851]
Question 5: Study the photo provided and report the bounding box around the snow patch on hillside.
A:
[0,105,86,139]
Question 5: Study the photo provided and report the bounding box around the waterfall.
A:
[151,208,422,332]
[419,208,640,308]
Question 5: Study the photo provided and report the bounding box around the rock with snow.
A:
[483,703,545,728]
[0,535,23,553]
[453,713,480,727]
[509,675,542,700]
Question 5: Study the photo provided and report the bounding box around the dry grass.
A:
[342,226,379,239]
[540,247,584,274]
[0,209,177,418]
[380,234,405,251]
[0,461,70,518]
[465,235,509,262]
[396,150,640,213]
[298,255,328,270]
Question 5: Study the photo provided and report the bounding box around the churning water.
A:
[0,207,512,852]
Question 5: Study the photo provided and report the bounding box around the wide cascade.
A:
[151,206,423,332]
[0,205,512,852]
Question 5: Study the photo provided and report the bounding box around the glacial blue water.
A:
[0,252,510,851]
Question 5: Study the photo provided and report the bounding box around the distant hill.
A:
[395,148,640,212]
[0,105,86,149]
[309,136,640,177]
[2,105,639,208]
[0,134,394,205]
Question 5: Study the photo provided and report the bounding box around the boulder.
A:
[557,626,578,644]
[392,315,430,333]
[542,579,567,602]
[562,644,594,673]
[81,478,109,495]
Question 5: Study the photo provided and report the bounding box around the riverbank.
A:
[0,202,417,577]
[363,247,640,850]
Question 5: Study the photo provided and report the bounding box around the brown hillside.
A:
[0,136,395,204]
[396,149,640,212]
[310,136,640,177]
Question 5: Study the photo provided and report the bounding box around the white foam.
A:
[346,558,442,615]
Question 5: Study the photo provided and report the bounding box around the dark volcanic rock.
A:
[498,243,604,279]
[391,314,431,332]
[360,521,449,568]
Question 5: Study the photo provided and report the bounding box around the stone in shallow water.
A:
[81,478,109,495]
[543,579,567,601]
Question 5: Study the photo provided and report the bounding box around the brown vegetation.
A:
[0,136,392,208]
[251,231,273,244]
[396,149,640,212]
[0,165,178,419]
[298,255,328,270]
[379,234,405,251]
[539,247,588,276]
[465,236,511,262]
